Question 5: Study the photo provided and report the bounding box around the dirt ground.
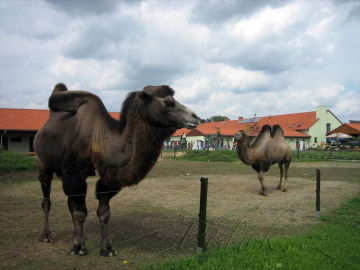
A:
[0,160,359,269]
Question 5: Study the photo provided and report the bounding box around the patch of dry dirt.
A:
[0,161,359,269]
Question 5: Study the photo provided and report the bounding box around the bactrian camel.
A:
[34,83,200,256]
[234,124,291,195]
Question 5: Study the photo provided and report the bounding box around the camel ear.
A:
[138,91,152,103]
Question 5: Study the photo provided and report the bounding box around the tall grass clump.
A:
[0,151,37,172]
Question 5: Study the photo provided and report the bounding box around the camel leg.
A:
[62,169,88,256]
[277,162,284,190]
[96,180,120,257]
[282,162,290,192]
[258,171,266,196]
[38,167,54,242]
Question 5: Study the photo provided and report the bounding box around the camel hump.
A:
[271,124,284,138]
[48,84,96,114]
[52,83,68,94]
[259,124,272,136]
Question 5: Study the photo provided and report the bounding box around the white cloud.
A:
[0,0,360,123]
[217,65,269,90]
[229,1,305,44]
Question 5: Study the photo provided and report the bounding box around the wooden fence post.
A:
[197,176,208,254]
[316,169,321,218]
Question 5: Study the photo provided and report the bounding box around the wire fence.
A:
[0,167,356,269]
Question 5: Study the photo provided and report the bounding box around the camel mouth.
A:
[184,122,199,129]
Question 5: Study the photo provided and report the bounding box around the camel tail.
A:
[271,124,284,138]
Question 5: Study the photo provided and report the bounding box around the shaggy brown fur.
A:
[234,124,291,195]
[34,83,199,256]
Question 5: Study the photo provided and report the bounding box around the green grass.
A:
[145,196,360,270]
[292,150,360,160]
[171,149,360,163]
[174,150,239,162]
[0,151,37,172]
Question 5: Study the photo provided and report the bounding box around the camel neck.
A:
[98,114,173,188]
[236,138,254,165]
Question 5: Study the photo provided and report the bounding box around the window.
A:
[11,137,22,142]
[326,123,331,134]
[314,137,318,143]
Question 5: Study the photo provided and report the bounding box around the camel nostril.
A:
[191,113,199,120]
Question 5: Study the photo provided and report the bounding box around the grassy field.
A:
[145,196,360,270]
[166,149,360,162]
[0,151,37,172]
[0,157,359,269]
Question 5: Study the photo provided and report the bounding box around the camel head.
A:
[137,85,200,129]
[234,131,247,143]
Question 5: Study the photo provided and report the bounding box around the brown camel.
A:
[33,83,200,256]
[234,124,291,195]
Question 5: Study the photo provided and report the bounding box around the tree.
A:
[206,115,229,123]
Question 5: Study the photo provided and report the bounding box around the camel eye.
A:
[165,99,175,107]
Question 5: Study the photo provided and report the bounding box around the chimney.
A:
[238,116,243,121]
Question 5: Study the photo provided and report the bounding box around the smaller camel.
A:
[234,124,291,195]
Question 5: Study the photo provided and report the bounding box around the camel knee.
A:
[41,199,51,212]
[73,210,87,224]
[97,207,110,224]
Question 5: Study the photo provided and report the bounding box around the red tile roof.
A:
[0,108,120,131]
[171,111,317,138]
[348,123,360,133]
[0,108,317,138]
[327,123,360,135]
[172,127,190,137]
[258,111,317,131]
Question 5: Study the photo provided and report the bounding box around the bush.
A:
[0,151,37,172]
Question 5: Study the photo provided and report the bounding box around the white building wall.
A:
[5,132,35,152]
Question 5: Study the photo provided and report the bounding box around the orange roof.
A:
[258,111,317,130]
[172,111,318,138]
[348,123,360,133]
[328,123,360,135]
[0,108,120,131]
[172,127,190,137]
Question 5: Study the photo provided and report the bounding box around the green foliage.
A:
[206,115,229,123]
[293,150,360,160]
[0,151,37,172]
[145,197,360,270]
[176,150,239,162]
[170,149,360,163]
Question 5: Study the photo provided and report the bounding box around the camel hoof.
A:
[282,188,287,192]
[39,232,54,243]
[70,245,88,256]
[99,247,117,257]
[258,191,266,196]
[276,185,281,190]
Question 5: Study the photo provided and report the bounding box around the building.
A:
[0,105,342,152]
[168,105,342,150]
[326,120,360,140]
[0,108,119,152]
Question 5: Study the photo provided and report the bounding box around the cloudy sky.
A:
[1,0,359,122]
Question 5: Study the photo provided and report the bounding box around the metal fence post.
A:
[316,169,321,218]
[197,176,208,254]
